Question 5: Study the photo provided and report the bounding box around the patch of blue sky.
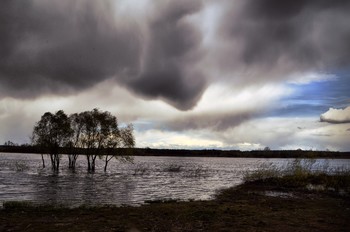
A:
[133,120,156,132]
[268,71,350,117]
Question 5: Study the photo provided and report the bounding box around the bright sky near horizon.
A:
[1,0,350,151]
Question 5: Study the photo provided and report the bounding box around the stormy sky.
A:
[1,0,350,151]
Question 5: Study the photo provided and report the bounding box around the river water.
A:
[0,153,349,207]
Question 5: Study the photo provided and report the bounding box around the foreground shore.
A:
[1,176,349,232]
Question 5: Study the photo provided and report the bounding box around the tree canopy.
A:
[32,109,135,172]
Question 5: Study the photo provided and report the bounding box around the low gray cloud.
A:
[320,106,350,124]
[159,111,257,132]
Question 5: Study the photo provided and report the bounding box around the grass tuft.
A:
[3,201,33,210]
[144,198,179,204]
[185,165,208,178]
[243,158,350,194]
[133,164,149,176]
[163,164,182,172]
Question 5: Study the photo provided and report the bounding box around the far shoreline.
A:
[1,145,349,159]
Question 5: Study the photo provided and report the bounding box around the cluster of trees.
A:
[31,109,135,172]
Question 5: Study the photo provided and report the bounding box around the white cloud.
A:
[320,106,350,123]
[287,72,337,85]
[212,117,350,151]
[135,116,350,151]
[195,82,291,113]
[135,129,224,149]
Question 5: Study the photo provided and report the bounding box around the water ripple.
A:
[0,153,349,206]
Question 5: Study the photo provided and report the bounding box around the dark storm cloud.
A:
[0,0,205,110]
[0,0,141,98]
[127,0,206,110]
[1,0,350,112]
[216,0,350,82]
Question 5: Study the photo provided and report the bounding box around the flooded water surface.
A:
[0,153,349,207]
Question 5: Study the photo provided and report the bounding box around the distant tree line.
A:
[1,146,348,159]
[31,109,135,172]
[3,141,19,146]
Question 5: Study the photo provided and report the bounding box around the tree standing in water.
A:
[78,109,101,172]
[67,113,84,170]
[32,109,135,172]
[32,110,72,171]
[78,109,135,172]
[102,122,135,172]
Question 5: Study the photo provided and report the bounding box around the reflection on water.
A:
[0,153,349,206]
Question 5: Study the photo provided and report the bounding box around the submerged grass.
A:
[0,160,30,172]
[163,164,182,172]
[184,165,208,178]
[132,164,149,176]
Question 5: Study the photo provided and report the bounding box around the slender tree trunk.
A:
[68,154,76,169]
[104,156,108,172]
[75,155,78,165]
[49,154,60,172]
[104,155,113,172]
[68,155,72,168]
[50,154,55,170]
[91,156,96,172]
[87,155,91,172]
[56,154,60,171]
[68,154,78,170]
[41,154,45,168]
